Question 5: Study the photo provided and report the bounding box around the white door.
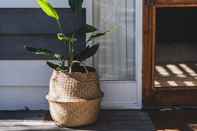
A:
[0,0,142,110]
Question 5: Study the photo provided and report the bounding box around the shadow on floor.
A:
[0,110,155,131]
[148,109,197,131]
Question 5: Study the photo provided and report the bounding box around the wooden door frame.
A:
[143,0,156,106]
[143,0,197,107]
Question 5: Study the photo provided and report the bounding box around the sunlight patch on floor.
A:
[179,64,197,77]
[154,63,197,87]
[157,129,181,131]
[167,81,178,87]
[156,66,170,77]
[166,64,183,76]
[184,81,195,86]
[155,81,161,87]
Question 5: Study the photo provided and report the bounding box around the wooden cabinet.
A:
[143,0,197,106]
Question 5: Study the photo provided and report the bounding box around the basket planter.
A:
[46,95,102,127]
[25,0,107,128]
[47,70,103,127]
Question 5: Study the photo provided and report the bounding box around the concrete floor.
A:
[0,110,155,131]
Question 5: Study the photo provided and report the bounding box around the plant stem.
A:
[57,20,67,67]
[57,20,64,34]
[68,41,72,68]
[68,38,74,69]
[56,20,75,70]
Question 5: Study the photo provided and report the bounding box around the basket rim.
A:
[53,69,97,75]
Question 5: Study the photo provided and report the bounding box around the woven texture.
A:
[47,70,103,127]
[49,70,102,100]
[47,96,101,127]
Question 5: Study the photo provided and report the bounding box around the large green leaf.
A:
[64,25,97,38]
[37,0,59,20]
[77,24,97,34]
[47,61,67,72]
[87,31,109,43]
[68,0,84,13]
[24,46,64,60]
[74,44,99,61]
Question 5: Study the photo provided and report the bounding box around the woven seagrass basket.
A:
[46,95,102,127]
[47,69,103,127]
[49,70,102,100]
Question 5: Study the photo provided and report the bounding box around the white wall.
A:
[0,0,143,110]
[0,61,140,110]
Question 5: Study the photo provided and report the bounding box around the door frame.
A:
[143,0,197,107]
[143,0,156,106]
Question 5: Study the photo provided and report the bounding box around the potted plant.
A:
[25,0,107,127]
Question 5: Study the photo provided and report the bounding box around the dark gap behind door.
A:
[155,7,197,88]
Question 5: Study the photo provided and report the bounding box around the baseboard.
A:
[0,86,141,110]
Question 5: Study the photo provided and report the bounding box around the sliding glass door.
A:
[91,0,142,109]
[93,0,136,81]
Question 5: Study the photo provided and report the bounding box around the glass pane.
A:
[92,0,136,81]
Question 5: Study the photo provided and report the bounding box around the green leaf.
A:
[87,31,109,42]
[37,0,59,20]
[61,24,97,40]
[69,0,84,13]
[57,33,77,44]
[74,44,99,61]
[24,46,64,60]
[77,24,97,34]
[57,33,66,41]
[47,61,67,72]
